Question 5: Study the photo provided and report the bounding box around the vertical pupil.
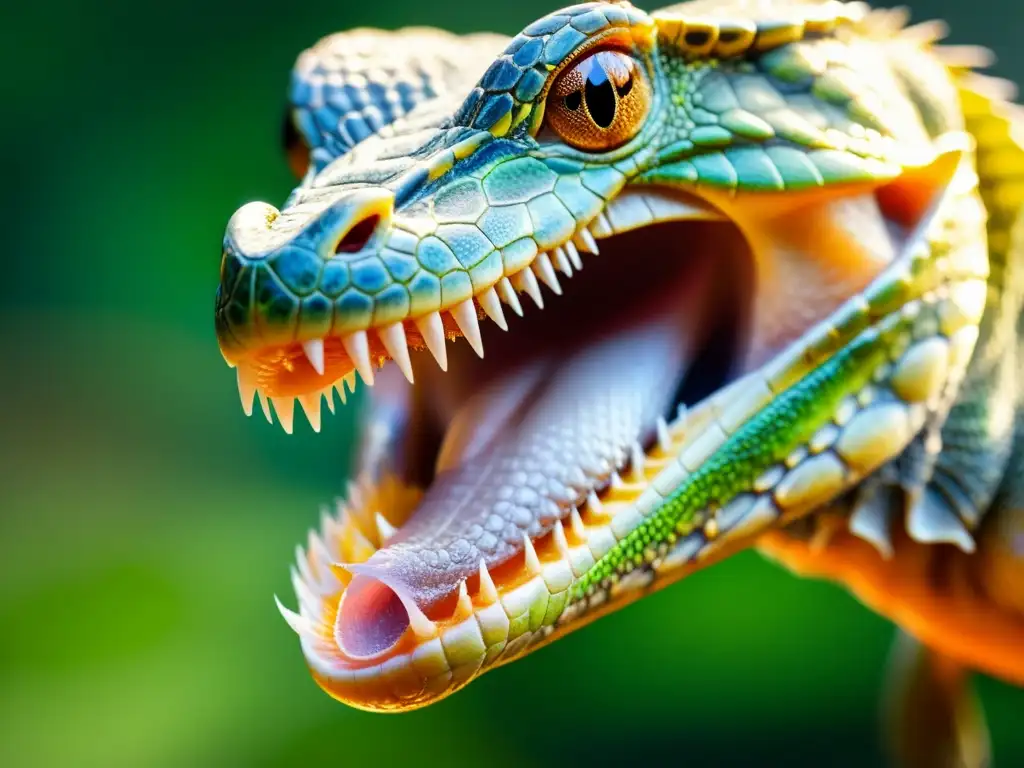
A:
[584,63,617,129]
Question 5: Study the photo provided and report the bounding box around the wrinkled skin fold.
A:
[213,1,1024,763]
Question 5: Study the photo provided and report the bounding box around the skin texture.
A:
[213,1,1023,763]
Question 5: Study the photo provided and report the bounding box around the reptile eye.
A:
[546,50,650,152]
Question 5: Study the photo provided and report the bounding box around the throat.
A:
[737,191,901,370]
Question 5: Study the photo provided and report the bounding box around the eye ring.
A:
[545,50,651,152]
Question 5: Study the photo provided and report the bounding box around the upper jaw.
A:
[219,180,728,433]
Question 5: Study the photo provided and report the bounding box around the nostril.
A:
[336,575,410,659]
[334,214,380,255]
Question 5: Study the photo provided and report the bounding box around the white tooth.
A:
[307,530,333,576]
[323,386,336,414]
[497,277,524,317]
[342,372,357,394]
[342,330,375,386]
[512,268,545,309]
[674,403,688,429]
[258,392,273,423]
[533,252,562,295]
[564,241,583,270]
[609,472,624,489]
[332,379,348,405]
[586,492,603,515]
[375,511,398,543]
[237,370,256,416]
[657,417,672,451]
[275,596,321,643]
[630,442,646,481]
[290,566,322,618]
[478,559,499,604]
[346,480,364,509]
[302,338,325,376]
[415,311,448,371]
[522,533,542,575]
[271,397,295,434]
[477,287,508,331]
[451,299,484,357]
[320,505,341,547]
[298,392,322,432]
[570,508,587,538]
[402,596,438,639]
[552,519,571,559]
[574,228,600,255]
[553,247,573,277]
[379,322,415,383]
[294,545,318,596]
[590,213,613,238]
[454,579,474,619]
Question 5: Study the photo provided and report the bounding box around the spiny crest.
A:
[652,0,866,58]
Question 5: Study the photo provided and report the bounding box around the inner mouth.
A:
[336,210,757,657]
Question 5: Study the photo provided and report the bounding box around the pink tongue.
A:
[344,308,695,615]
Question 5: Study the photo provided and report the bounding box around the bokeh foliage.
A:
[2,0,1022,765]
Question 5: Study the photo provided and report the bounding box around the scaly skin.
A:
[214,1,1023,763]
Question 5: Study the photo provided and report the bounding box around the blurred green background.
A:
[3,1,1022,765]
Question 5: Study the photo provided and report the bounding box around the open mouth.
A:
[247,138,978,710]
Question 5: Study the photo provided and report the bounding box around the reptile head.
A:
[214,1,990,711]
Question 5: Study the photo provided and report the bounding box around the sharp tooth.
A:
[346,481,364,509]
[299,392,322,432]
[656,417,672,451]
[497,277,524,317]
[402,595,438,639]
[332,379,348,405]
[307,529,334,576]
[570,508,587,539]
[477,287,508,331]
[342,331,375,386]
[587,492,603,515]
[237,370,256,416]
[522,533,542,575]
[478,559,499,604]
[609,471,624,489]
[590,213,613,238]
[552,519,571,559]
[320,505,341,548]
[271,397,295,434]
[290,566,322,618]
[553,247,573,277]
[532,252,562,295]
[674,403,688,430]
[302,338,325,375]
[630,442,645,481]
[323,386,336,414]
[415,311,448,371]
[343,372,357,394]
[294,545,318,595]
[454,579,474,620]
[451,299,484,357]
[512,268,545,309]
[564,241,583,270]
[375,511,398,543]
[379,322,415,383]
[258,391,273,423]
[275,595,321,643]
[574,228,599,255]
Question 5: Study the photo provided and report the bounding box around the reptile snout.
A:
[215,189,396,365]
